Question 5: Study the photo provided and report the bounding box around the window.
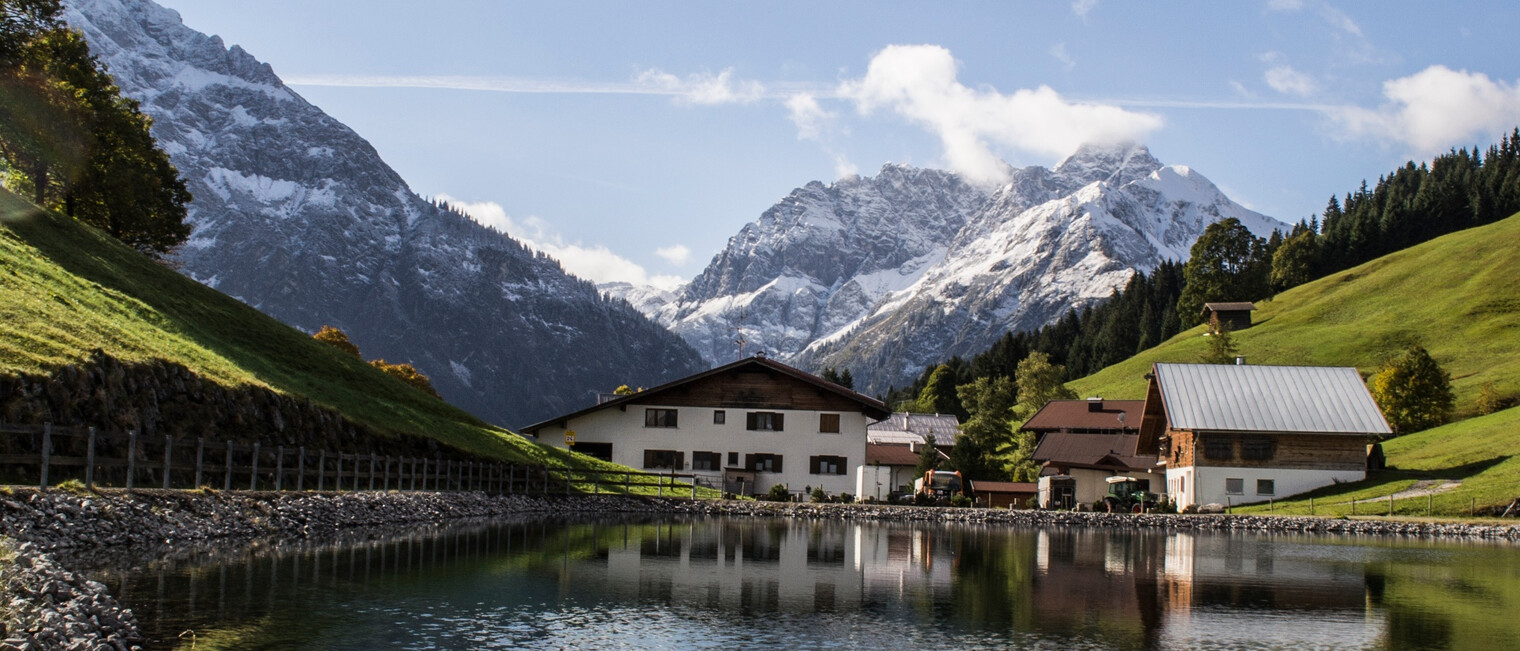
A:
[643,449,684,470]
[727,451,739,466]
[1202,435,1234,461]
[644,408,678,428]
[1257,479,1275,495]
[809,455,848,475]
[1241,437,1276,461]
[747,412,785,432]
[692,451,722,471]
[713,410,726,425]
[747,453,783,473]
[819,413,840,433]
[574,442,612,462]
[1225,478,1244,495]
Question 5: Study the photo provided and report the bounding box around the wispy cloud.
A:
[786,93,836,140]
[1071,0,1098,19]
[654,244,691,265]
[1265,65,1317,96]
[635,68,765,105]
[1328,65,1520,153]
[284,73,830,101]
[839,44,1162,184]
[438,194,685,290]
[1050,42,1076,70]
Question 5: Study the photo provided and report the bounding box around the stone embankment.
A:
[1,542,141,651]
[669,500,1520,539]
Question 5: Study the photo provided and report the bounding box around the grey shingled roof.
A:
[1154,363,1391,435]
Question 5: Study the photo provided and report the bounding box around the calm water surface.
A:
[85,516,1520,650]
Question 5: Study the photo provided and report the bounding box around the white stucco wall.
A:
[1037,468,1164,508]
[1167,465,1366,510]
[540,403,869,497]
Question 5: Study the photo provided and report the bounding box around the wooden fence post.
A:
[1388,493,1394,516]
[39,423,51,490]
[565,470,571,495]
[275,446,284,491]
[163,435,173,490]
[126,430,137,490]
[317,450,326,491]
[297,447,305,491]
[250,442,260,491]
[336,453,344,491]
[625,472,630,494]
[85,427,96,490]
[224,440,233,491]
[420,457,427,492]
[194,437,204,488]
[436,456,443,491]
[507,464,515,494]
[384,456,391,491]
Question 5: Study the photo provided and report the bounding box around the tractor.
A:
[1103,476,1158,513]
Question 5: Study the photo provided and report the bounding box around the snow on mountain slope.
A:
[664,142,1283,393]
[62,0,706,427]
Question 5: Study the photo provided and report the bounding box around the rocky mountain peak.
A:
[1054,141,1164,189]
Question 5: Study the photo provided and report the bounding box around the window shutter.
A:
[810,456,820,474]
[643,450,656,468]
[835,456,847,475]
[746,413,758,430]
[773,455,783,473]
[745,454,755,471]
[774,413,784,431]
[676,452,686,470]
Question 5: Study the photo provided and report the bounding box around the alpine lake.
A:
[77,515,1520,650]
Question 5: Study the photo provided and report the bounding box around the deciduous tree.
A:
[1369,345,1454,434]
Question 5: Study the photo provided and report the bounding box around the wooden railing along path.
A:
[0,423,706,498]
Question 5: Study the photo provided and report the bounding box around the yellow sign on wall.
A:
[564,430,576,445]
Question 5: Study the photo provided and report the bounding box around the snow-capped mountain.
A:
[62,0,705,427]
[656,143,1283,394]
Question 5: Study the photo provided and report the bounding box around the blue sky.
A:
[163,0,1520,290]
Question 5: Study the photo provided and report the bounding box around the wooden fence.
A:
[0,423,707,498]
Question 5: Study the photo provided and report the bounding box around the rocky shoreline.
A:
[1,489,1516,650]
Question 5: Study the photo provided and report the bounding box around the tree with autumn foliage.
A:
[311,325,441,400]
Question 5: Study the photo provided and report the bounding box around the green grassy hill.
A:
[1071,211,1520,414]
[0,188,586,467]
[1064,213,1520,517]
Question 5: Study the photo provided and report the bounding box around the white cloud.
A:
[635,67,765,105]
[437,194,684,290]
[786,93,835,140]
[1265,0,1304,10]
[655,244,690,265]
[839,44,1162,184]
[1071,0,1098,19]
[833,154,859,179]
[1329,65,1520,153]
[1050,42,1076,70]
[1264,65,1317,96]
[1318,5,1362,37]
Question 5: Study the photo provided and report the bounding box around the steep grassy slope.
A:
[1060,213,1520,516]
[1070,211,1520,415]
[0,189,582,466]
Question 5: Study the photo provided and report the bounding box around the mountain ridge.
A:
[630,142,1282,393]
[62,0,707,428]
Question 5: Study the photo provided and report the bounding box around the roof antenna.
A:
[730,308,747,361]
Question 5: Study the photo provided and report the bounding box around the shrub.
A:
[838,493,854,504]
[810,486,827,503]
[55,478,89,494]
[765,484,791,502]
[950,494,972,508]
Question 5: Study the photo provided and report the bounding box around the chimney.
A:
[1235,356,1247,366]
[1087,397,1103,412]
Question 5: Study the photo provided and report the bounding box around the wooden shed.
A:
[1201,302,1257,332]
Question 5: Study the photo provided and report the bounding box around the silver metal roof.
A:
[867,412,961,445]
[1154,363,1392,435]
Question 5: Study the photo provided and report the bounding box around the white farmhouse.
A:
[521,355,890,499]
